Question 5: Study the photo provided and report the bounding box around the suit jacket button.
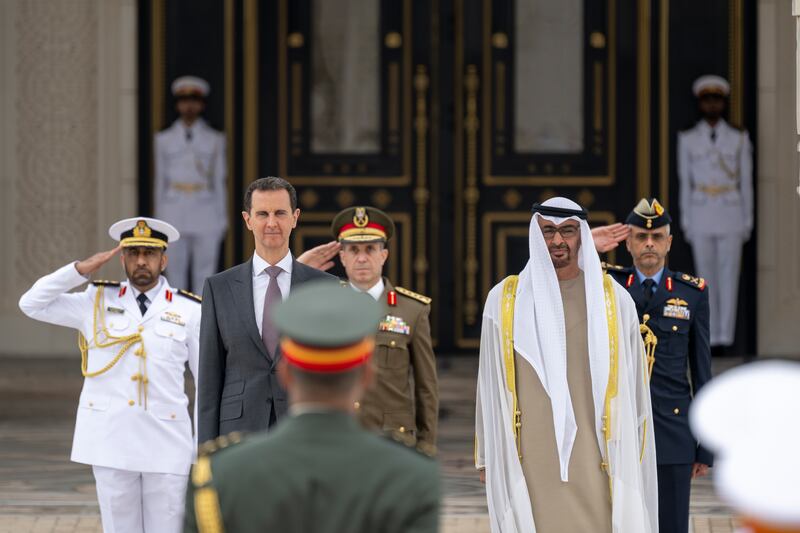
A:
[353,401,360,410]
[399,426,405,433]
[390,340,396,347]
[643,314,650,321]
[128,400,135,406]
[673,408,680,415]
[88,402,94,407]
[672,325,678,331]
[170,413,176,419]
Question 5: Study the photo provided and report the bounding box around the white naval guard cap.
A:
[692,75,730,97]
[171,76,210,98]
[108,217,180,249]
[690,360,800,532]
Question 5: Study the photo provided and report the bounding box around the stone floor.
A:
[0,355,743,532]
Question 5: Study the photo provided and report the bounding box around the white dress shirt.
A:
[129,277,165,315]
[253,251,293,336]
[350,278,384,302]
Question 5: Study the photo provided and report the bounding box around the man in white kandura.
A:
[475,197,658,533]
[19,217,200,533]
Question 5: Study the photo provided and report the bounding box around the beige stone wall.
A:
[0,0,137,356]
[756,0,800,357]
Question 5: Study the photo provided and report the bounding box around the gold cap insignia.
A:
[134,220,152,238]
[653,200,664,216]
[353,207,369,228]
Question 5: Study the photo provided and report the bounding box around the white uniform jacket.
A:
[19,263,200,475]
[154,118,227,237]
[677,119,753,239]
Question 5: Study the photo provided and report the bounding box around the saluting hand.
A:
[592,223,631,253]
[75,245,122,276]
[296,240,341,271]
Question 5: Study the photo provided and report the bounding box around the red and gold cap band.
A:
[281,337,375,372]
[338,222,387,242]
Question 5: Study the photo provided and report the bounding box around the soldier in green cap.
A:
[326,206,439,456]
[183,281,441,533]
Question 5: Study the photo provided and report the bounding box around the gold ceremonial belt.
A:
[171,182,208,193]
[694,184,736,196]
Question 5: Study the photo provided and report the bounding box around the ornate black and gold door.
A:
[451,0,642,347]
[141,0,755,353]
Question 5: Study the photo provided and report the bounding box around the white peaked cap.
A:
[171,76,210,97]
[690,360,800,527]
[692,75,730,97]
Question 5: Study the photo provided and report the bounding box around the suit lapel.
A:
[230,260,269,358]
[289,258,307,289]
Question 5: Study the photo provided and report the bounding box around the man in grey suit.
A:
[198,176,336,443]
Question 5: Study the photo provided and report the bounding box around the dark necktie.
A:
[185,129,192,142]
[642,279,656,308]
[710,129,716,143]
[261,266,284,358]
[136,293,149,316]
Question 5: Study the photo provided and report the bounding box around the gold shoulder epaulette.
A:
[198,432,244,457]
[92,280,121,286]
[178,289,202,303]
[675,273,706,291]
[395,286,431,305]
[600,262,628,273]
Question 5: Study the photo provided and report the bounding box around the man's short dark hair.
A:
[243,176,297,213]
[291,365,363,395]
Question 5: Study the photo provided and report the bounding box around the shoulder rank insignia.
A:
[177,289,202,303]
[395,287,431,305]
[600,262,629,273]
[92,280,121,287]
[675,273,706,291]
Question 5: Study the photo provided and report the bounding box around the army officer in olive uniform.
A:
[330,206,439,456]
[184,282,440,533]
[605,198,713,533]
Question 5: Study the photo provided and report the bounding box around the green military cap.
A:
[626,198,672,230]
[331,206,395,243]
[273,281,382,372]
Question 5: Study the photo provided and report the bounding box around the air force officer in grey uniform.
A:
[155,76,227,293]
[678,75,753,348]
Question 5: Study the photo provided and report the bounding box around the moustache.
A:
[548,244,570,252]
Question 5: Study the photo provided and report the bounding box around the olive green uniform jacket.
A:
[356,279,439,456]
[184,412,440,533]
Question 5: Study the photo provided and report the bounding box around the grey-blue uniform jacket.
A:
[606,264,713,466]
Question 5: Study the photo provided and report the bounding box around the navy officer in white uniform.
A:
[19,217,201,533]
[677,75,753,350]
[155,76,227,293]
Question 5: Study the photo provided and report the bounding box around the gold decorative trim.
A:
[291,62,302,133]
[464,65,480,326]
[243,0,259,260]
[495,62,506,134]
[150,0,165,209]
[659,0,670,209]
[389,62,400,135]
[224,0,235,268]
[637,0,651,200]
[593,61,603,135]
[414,65,430,293]
[728,0,743,126]
[385,31,402,49]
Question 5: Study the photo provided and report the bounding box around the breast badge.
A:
[379,315,410,335]
[161,311,186,327]
[663,298,691,320]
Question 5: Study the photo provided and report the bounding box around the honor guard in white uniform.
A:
[155,76,227,293]
[677,75,753,348]
[19,217,201,533]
